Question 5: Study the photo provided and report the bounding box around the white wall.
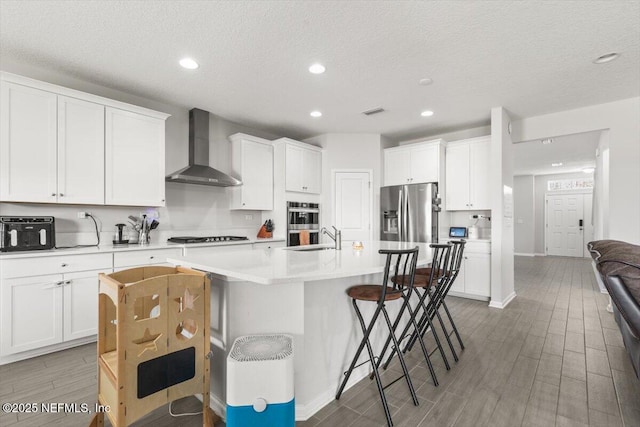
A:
[490,107,515,308]
[594,131,610,240]
[306,134,382,243]
[514,175,535,255]
[0,59,284,245]
[512,97,640,244]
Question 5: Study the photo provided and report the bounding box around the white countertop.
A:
[0,237,284,260]
[167,241,434,285]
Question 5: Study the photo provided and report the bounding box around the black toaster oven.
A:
[0,217,56,252]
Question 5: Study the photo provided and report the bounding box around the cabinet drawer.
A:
[465,241,491,254]
[1,253,112,279]
[183,244,251,256]
[113,248,182,268]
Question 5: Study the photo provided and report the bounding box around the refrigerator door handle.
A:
[403,187,409,241]
[398,190,404,241]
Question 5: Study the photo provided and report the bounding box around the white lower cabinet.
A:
[0,253,112,361]
[63,269,104,341]
[1,274,63,355]
[0,268,108,356]
[449,242,491,299]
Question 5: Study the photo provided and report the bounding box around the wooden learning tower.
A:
[90,266,218,426]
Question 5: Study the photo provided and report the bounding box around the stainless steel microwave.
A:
[0,217,55,252]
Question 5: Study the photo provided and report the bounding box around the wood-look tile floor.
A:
[1,256,639,426]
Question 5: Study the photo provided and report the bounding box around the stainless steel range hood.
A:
[165,108,242,186]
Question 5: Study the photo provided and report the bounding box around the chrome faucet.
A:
[321,226,342,250]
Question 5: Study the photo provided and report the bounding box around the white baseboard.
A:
[514,253,535,257]
[448,290,490,302]
[0,335,96,366]
[535,253,546,257]
[489,291,517,309]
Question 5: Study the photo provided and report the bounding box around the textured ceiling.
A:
[1,1,638,141]
[514,131,600,176]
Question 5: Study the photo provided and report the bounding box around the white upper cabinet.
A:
[0,72,169,206]
[105,107,166,206]
[445,136,491,210]
[228,133,274,210]
[58,96,105,204]
[384,139,445,186]
[0,82,58,203]
[277,138,322,194]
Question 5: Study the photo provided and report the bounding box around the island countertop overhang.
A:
[167,241,434,285]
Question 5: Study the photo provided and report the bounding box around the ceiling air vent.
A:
[362,107,385,116]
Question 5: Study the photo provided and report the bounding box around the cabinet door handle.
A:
[41,281,64,289]
[62,280,72,285]
[61,263,68,267]
[161,199,165,203]
[59,193,64,197]
[51,193,56,197]
[149,256,155,259]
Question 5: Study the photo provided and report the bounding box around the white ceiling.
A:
[1,1,638,141]
[514,131,600,176]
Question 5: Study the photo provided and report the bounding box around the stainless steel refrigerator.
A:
[380,183,441,243]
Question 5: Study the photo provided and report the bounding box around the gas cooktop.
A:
[167,236,249,244]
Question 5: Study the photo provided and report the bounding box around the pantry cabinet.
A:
[277,138,322,194]
[228,133,274,210]
[0,72,169,206]
[445,136,491,210]
[105,107,166,206]
[383,139,445,186]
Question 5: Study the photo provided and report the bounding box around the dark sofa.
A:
[588,240,640,379]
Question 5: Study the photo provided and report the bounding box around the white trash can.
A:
[226,334,294,427]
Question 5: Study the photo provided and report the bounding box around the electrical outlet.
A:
[77,211,87,219]
[245,214,253,221]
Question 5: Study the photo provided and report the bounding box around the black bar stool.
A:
[335,247,421,427]
[380,243,453,377]
[406,239,467,356]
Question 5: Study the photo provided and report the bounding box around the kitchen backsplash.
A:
[0,184,264,246]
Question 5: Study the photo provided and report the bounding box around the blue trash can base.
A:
[227,398,295,427]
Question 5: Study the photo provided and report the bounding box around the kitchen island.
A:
[167,241,434,420]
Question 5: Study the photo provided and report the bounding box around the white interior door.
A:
[334,171,372,242]
[546,194,586,257]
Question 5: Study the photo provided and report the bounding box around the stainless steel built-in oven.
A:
[287,202,320,246]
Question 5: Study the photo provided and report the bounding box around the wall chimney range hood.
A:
[165,108,242,187]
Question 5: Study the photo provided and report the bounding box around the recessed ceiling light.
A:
[583,167,595,174]
[551,162,563,167]
[310,111,322,118]
[179,58,199,69]
[419,77,433,86]
[541,138,553,145]
[421,110,434,117]
[593,53,620,64]
[309,63,326,74]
